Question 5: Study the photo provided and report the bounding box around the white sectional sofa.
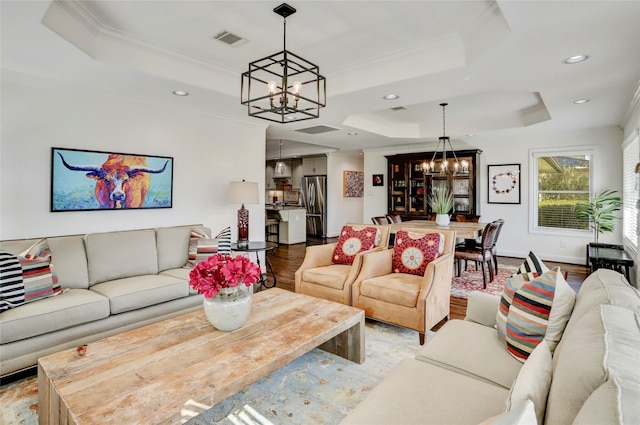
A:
[0,224,210,378]
[340,268,640,424]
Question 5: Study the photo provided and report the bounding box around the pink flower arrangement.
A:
[189,254,261,299]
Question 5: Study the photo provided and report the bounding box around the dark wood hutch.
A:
[386,149,482,220]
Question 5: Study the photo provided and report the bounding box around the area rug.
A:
[0,321,423,425]
[450,264,518,299]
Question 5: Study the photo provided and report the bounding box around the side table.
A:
[587,243,634,281]
[231,241,278,289]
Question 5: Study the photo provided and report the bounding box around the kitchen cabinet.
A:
[291,159,304,189]
[265,162,275,189]
[302,156,327,175]
[386,149,482,220]
[271,208,306,244]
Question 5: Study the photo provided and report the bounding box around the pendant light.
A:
[422,103,468,175]
[275,140,285,175]
[241,3,326,123]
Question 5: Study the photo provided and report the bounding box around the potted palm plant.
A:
[428,187,454,226]
[574,189,622,243]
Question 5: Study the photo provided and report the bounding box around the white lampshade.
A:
[229,181,259,205]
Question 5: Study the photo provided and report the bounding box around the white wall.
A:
[0,73,267,242]
[326,152,365,237]
[364,124,624,265]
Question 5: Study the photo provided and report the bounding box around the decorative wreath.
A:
[492,171,518,194]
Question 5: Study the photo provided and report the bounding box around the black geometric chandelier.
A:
[241,3,326,124]
[422,103,468,175]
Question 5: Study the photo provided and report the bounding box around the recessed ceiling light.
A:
[348,132,358,136]
[465,133,475,137]
[383,94,399,100]
[572,99,590,104]
[172,90,189,96]
[562,55,589,64]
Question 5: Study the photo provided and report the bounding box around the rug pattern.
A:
[0,321,423,425]
[450,264,518,299]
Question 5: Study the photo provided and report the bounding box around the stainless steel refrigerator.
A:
[301,175,327,237]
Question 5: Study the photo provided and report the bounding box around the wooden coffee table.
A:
[38,288,365,424]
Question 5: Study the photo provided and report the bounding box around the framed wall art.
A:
[372,174,384,186]
[51,147,174,212]
[488,163,520,204]
[343,170,364,197]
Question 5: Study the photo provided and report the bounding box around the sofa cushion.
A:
[156,225,208,272]
[545,305,640,425]
[302,265,352,290]
[47,236,89,289]
[505,340,552,425]
[392,231,443,276]
[332,225,379,265]
[505,268,575,361]
[359,273,422,307]
[572,377,640,425]
[86,229,158,285]
[90,274,189,314]
[563,268,640,336]
[339,359,509,425]
[0,251,62,312]
[416,319,523,389]
[161,268,198,294]
[0,288,109,343]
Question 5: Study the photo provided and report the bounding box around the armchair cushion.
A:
[301,264,352,290]
[360,273,422,307]
[332,225,380,265]
[392,230,444,276]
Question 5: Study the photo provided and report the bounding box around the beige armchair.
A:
[351,228,455,344]
[295,224,390,305]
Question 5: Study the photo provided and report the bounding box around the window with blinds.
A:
[622,135,639,252]
[531,149,593,234]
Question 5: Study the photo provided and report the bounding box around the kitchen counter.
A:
[266,207,306,244]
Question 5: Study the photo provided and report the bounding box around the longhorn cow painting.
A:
[51,148,173,211]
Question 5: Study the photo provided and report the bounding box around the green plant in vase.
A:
[574,189,622,243]
[428,187,454,225]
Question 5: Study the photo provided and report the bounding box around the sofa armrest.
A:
[464,291,500,328]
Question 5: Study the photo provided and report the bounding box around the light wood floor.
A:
[266,237,589,329]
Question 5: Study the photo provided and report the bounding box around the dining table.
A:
[389,220,486,240]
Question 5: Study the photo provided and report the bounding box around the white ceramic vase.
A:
[435,213,450,226]
[203,286,252,331]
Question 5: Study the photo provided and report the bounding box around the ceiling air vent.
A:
[390,106,408,111]
[295,125,342,135]
[213,30,247,47]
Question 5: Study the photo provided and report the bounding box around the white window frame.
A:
[622,132,639,258]
[529,146,596,237]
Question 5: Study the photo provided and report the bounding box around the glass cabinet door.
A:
[390,162,407,212]
[408,161,426,213]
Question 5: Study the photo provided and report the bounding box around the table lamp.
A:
[229,180,259,248]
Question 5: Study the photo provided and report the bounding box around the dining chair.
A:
[372,216,390,225]
[452,214,481,223]
[386,213,402,223]
[454,220,501,288]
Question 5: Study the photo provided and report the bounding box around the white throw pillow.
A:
[505,340,553,425]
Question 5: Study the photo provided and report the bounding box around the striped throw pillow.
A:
[0,250,61,312]
[186,227,232,268]
[518,251,549,279]
[505,268,576,362]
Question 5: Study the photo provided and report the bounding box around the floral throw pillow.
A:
[392,231,444,276]
[332,226,379,265]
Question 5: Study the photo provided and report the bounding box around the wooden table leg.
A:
[318,318,365,364]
